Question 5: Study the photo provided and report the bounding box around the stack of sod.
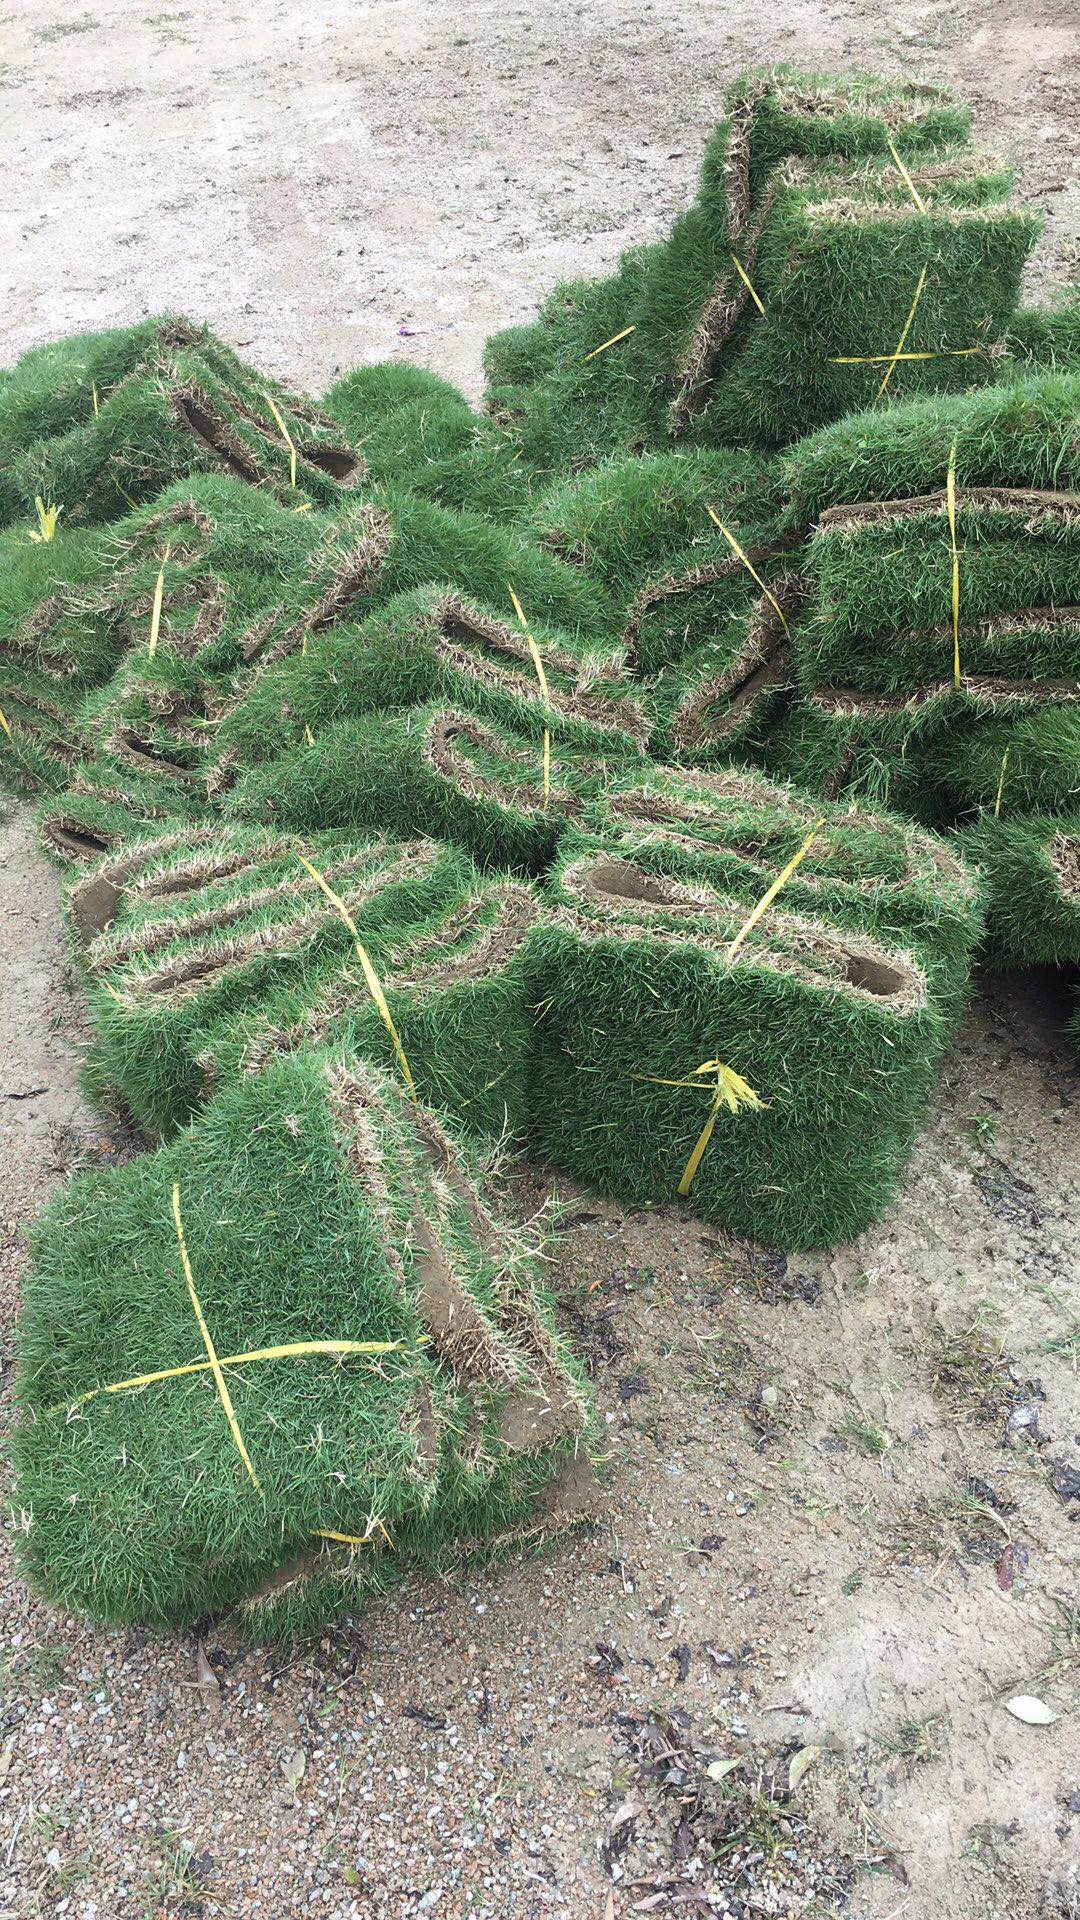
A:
[206,485,621,789]
[77,825,473,1134]
[12,1052,592,1632]
[957,813,1080,968]
[210,580,648,779]
[0,476,331,811]
[197,874,544,1142]
[763,370,1080,822]
[484,67,1036,471]
[525,761,980,1248]
[224,703,614,875]
[0,317,363,527]
[323,363,535,524]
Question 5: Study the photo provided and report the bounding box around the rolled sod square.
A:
[795,489,1080,697]
[196,875,544,1143]
[575,758,981,1000]
[211,581,648,778]
[484,69,1036,469]
[958,812,1080,967]
[782,369,1080,527]
[644,577,803,762]
[7,324,363,527]
[533,448,785,675]
[78,826,475,1135]
[525,780,977,1248]
[0,475,332,704]
[224,704,614,875]
[12,1053,592,1632]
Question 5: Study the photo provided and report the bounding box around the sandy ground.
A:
[1,2,1079,1917]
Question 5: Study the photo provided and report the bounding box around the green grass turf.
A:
[5,322,363,528]
[78,827,474,1135]
[223,702,617,876]
[210,581,647,778]
[12,1051,592,1630]
[939,707,1080,818]
[196,874,544,1143]
[1005,280,1080,372]
[484,68,1035,467]
[526,807,975,1249]
[958,811,1080,966]
[782,368,1080,526]
[324,363,536,524]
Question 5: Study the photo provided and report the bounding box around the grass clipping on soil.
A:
[12,1052,593,1633]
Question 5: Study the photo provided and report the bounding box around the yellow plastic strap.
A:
[725,822,824,961]
[994,746,1010,818]
[91,385,99,417]
[147,542,172,660]
[0,704,12,743]
[508,582,552,813]
[304,723,315,746]
[56,1337,411,1415]
[730,254,765,315]
[171,1182,261,1491]
[265,393,298,488]
[828,347,984,366]
[581,324,636,363]
[705,505,789,634]
[947,440,961,688]
[295,854,415,1090]
[885,134,928,214]
[634,1060,765,1195]
[315,1518,394,1550]
[875,265,927,401]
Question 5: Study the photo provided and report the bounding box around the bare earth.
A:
[1,3,1078,1917]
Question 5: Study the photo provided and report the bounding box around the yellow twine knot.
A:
[29,497,62,544]
[634,1060,766,1195]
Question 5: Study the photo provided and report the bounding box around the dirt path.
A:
[1,3,1078,1917]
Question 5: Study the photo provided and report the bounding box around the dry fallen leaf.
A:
[603,1892,615,1920]
[0,1736,15,1784]
[282,1747,307,1791]
[1004,1695,1057,1726]
[706,1756,743,1784]
[788,1743,822,1792]
[194,1642,221,1714]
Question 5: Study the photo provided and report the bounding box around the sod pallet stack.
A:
[770,370,1080,965]
[13,1054,591,1632]
[485,69,1037,472]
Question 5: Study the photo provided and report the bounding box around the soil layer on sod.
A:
[12,1053,593,1632]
